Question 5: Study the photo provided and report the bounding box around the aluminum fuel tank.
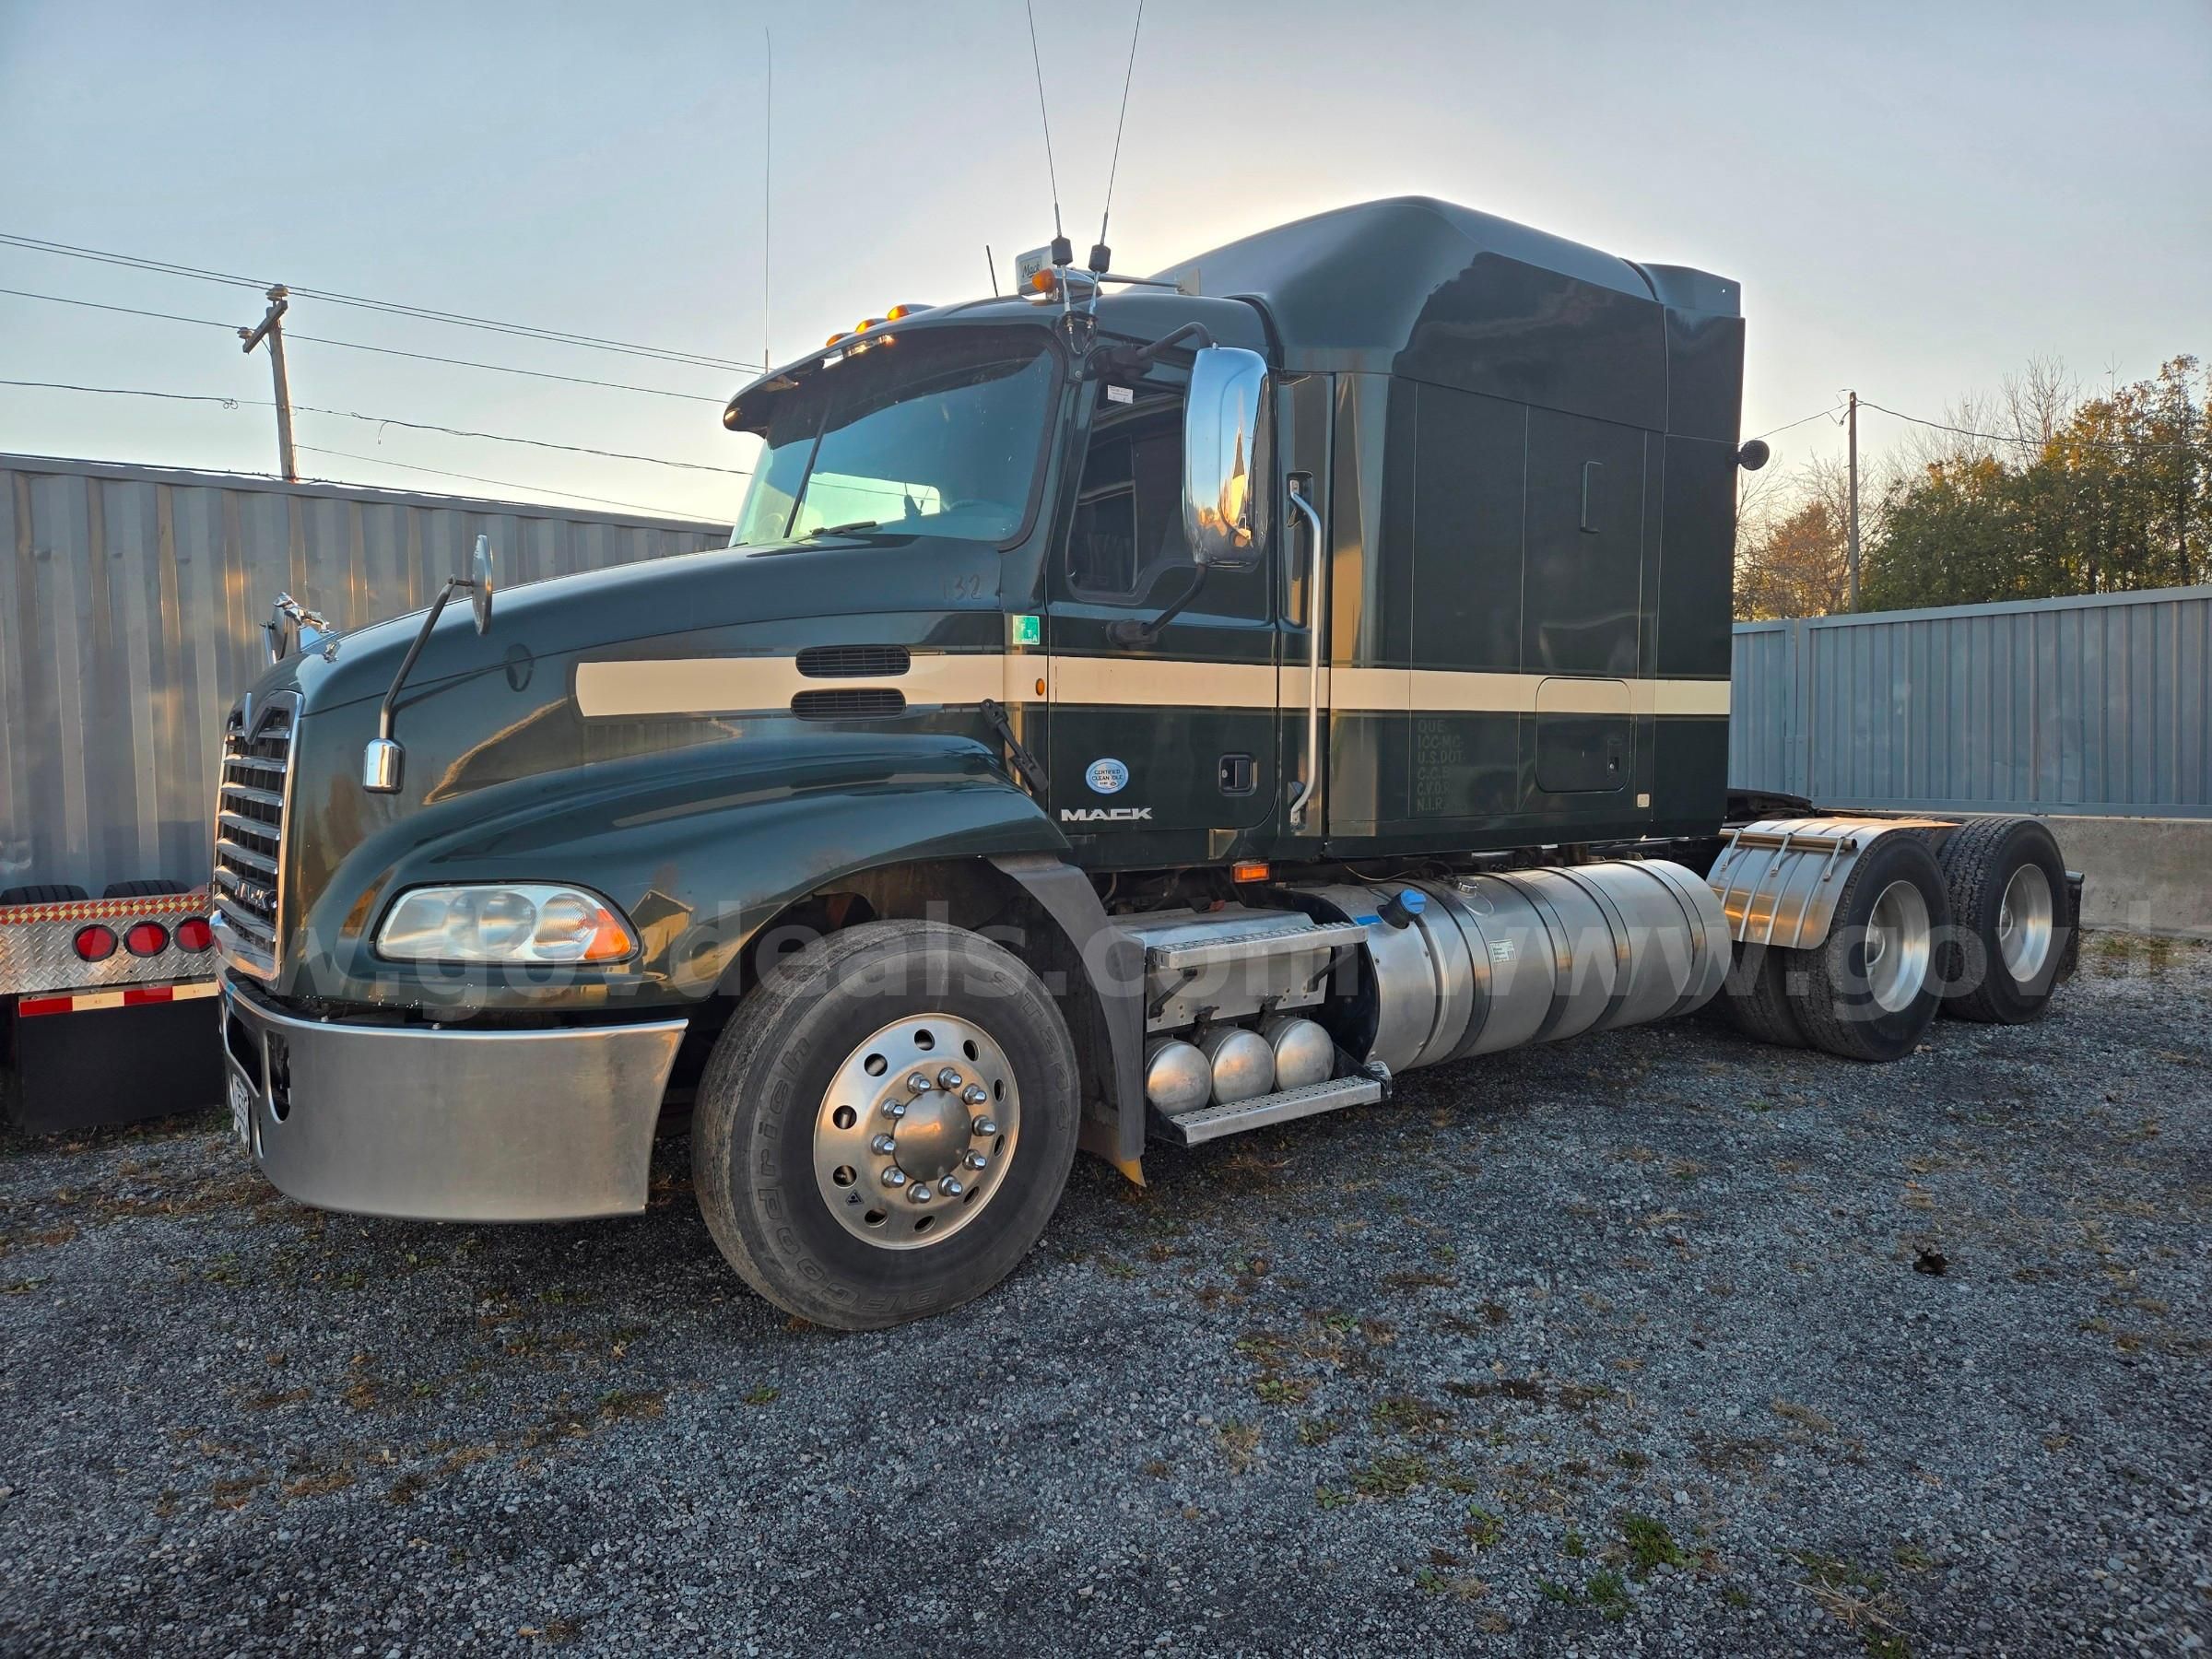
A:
[1289,861,1730,1076]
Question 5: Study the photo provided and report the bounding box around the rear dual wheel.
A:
[1931,816,2070,1023]
[692,920,1080,1330]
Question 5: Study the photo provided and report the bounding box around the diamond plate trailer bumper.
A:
[0,889,219,999]
[1707,816,1958,949]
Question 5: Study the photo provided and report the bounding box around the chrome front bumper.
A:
[220,980,688,1222]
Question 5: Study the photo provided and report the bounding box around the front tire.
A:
[1789,832,1951,1063]
[692,919,1079,1330]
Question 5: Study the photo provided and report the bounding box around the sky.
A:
[2,0,2207,526]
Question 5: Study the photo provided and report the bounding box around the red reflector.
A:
[74,924,118,962]
[124,921,171,958]
[176,915,214,953]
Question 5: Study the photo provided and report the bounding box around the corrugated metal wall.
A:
[1731,585,2212,818]
[0,454,729,896]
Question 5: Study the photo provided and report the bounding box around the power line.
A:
[0,231,763,374]
[293,445,714,520]
[0,376,751,475]
[1860,398,2205,457]
[1750,405,1845,442]
[0,285,726,403]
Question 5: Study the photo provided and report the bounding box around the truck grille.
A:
[211,692,299,978]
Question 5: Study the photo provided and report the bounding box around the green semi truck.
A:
[213,198,2076,1327]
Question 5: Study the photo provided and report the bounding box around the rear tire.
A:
[1932,817,2069,1024]
[1789,832,1950,1063]
[692,919,1080,1330]
[1712,941,1806,1048]
[101,878,186,899]
[0,884,88,905]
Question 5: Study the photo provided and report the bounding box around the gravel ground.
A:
[3,935,2208,1657]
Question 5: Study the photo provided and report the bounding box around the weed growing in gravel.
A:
[739,1386,779,1406]
[1315,1485,1351,1510]
[1412,1565,1490,1601]
[1217,1419,1260,1473]
[1350,1453,1430,1498]
[1254,1376,1314,1406]
[1619,1512,1686,1578]
[1562,1529,1588,1558]
[1297,1417,1342,1446]
[1463,1505,1504,1550]
[1586,1571,1630,1618]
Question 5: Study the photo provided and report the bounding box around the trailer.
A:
[197,198,2081,1328]
[0,454,727,1130]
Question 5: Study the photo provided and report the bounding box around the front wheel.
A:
[692,919,1080,1329]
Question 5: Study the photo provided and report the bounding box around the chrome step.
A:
[1153,1072,1386,1147]
[1141,917,1367,973]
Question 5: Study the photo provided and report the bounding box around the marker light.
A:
[1029,269,1055,295]
[124,921,171,958]
[374,884,638,965]
[884,303,928,322]
[824,331,848,347]
[73,924,118,962]
[1230,862,1270,884]
[176,916,215,953]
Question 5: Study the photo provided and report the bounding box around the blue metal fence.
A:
[1730,585,2212,818]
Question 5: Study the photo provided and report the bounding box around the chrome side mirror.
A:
[1182,346,1269,571]
[471,535,495,633]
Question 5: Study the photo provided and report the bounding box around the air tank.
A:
[1195,1025,1276,1103]
[1288,861,1730,1077]
[1143,1037,1213,1113]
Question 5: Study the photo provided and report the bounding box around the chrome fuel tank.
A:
[1290,861,1729,1075]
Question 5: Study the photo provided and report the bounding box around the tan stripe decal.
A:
[574,653,1728,718]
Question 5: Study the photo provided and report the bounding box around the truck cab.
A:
[213,199,2075,1328]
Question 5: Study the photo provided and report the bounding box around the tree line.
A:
[1735,356,2208,618]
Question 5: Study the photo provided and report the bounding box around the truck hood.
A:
[282,530,1003,715]
[244,531,1021,984]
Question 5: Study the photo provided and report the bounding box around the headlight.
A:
[374,884,638,964]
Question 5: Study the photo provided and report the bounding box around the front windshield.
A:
[731,333,1057,547]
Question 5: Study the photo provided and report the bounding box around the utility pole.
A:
[239,285,296,482]
[1845,389,1861,611]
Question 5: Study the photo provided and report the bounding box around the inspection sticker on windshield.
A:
[1106,385,1134,406]
[1010,614,1041,646]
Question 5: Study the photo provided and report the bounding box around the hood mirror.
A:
[471,535,495,633]
[1182,347,1269,571]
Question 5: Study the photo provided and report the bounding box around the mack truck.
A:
[212,198,2077,1329]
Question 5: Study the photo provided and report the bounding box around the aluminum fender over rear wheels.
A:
[1784,832,1952,1063]
[691,920,1079,1330]
[1929,817,2071,1024]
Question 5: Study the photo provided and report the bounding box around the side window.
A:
[1067,389,1189,601]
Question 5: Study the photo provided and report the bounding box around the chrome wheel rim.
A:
[1996,863,2053,982]
[1863,878,1933,1014]
[812,1013,1018,1250]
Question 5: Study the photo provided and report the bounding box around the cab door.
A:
[1045,374,1278,867]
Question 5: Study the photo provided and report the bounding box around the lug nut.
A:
[961,1084,989,1106]
[964,1150,988,1171]
[906,1072,933,1092]
[909,1183,934,1203]
[971,1116,997,1138]
[939,1177,964,1198]
[936,1067,964,1090]
[870,1133,897,1156]
[881,1168,908,1188]
[882,1100,907,1120]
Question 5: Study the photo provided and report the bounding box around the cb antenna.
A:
[1090,0,1146,273]
[762,28,773,371]
[1021,0,1071,268]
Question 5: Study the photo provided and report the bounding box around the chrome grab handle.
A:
[1285,481,1324,830]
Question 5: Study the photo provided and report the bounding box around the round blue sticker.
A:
[1086,758,1129,795]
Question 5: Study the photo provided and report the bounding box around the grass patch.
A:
[1349,1453,1430,1499]
[1619,1512,1686,1578]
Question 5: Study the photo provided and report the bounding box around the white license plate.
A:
[228,1070,254,1147]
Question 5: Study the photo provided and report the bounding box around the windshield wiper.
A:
[806,519,882,538]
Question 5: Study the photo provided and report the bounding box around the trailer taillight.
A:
[176,916,214,953]
[124,921,171,958]
[74,924,118,961]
